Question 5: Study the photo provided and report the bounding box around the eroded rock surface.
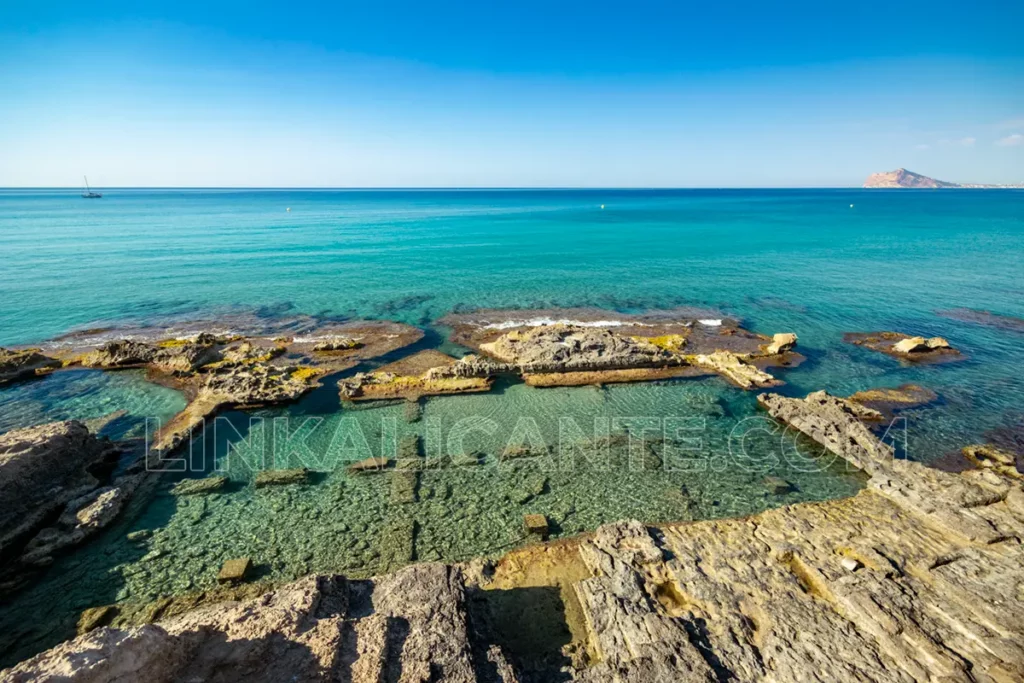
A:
[844,331,963,363]
[0,348,60,385]
[5,564,519,683]
[0,421,112,558]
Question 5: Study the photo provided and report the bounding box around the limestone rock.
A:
[479,324,677,373]
[81,340,156,368]
[0,348,60,385]
[694,351,777,389]
[216,557,252,584]
[758,390,892,474]
[203,363,317,405]
[764,332,798,355]
[0,421,110,557]
[312,336,360,352]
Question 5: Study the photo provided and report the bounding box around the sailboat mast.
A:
[84,176,90,192]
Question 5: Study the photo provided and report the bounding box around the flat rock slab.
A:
[524,514,549,538]
[347,456,393,474]
[254,469,309,487]
[216,557,252,584]
[171,476,228,496]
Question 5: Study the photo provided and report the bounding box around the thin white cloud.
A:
[997,133,1024,147]
[914,144,930,150]
[937,137,975,148]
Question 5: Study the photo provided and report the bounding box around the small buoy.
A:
[600,204,605,209]
[849,204,854,208]
[286,207,291,212]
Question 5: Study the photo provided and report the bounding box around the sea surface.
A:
[1,188,1022,665]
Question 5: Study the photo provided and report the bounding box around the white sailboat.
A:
[81,176,102,198]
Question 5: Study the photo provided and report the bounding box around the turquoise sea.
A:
[1,188,1023,664]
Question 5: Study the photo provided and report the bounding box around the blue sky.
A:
[1,1,1022,187]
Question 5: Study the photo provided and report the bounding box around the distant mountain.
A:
[863,168,1023,189]
[863,168,959,188]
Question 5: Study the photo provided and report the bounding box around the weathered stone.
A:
[311,336,360,352]
[0,421,111,559]
[170,476,228,496]
[758,391,892,474]
[694,351,778,389]
[81,340,156,368]
[0,348,60,384]
[764,332,798,355]
[253,468,309,488]
[216,557,252,584]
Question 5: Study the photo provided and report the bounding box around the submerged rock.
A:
[170,476,228,496]
[216,557,252,584]
[253,469,309,488]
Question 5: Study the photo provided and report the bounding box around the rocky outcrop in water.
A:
[80,340,157,368]
[844,331,962,363]
[203,363,319,405]
[0,348,60,385]
[693,351,778,389]
[479,324,676,372]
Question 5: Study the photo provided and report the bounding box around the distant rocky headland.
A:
[863,168,1023,189]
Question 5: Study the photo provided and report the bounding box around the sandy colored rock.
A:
[764,332,798,355]
[0,348,60,385]
[347,456,392,474]
[524,514,550,538]
[694,351,778,389]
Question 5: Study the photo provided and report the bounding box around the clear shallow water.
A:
[0,188,1023,665]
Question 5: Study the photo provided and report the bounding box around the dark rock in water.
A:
[843,331,963,364]
[390,470,420,504]
[936,308,1024,333]
[171,476,228,496]
[0,348,60,385]
[217,557,252,584]
[254,469,309,488]
[763,475,795,495]
[126,529,152,542]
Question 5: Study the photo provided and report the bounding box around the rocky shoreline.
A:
[2,307,1023,680]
